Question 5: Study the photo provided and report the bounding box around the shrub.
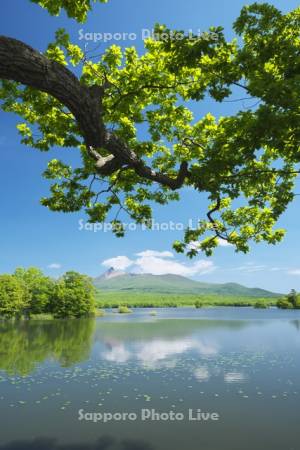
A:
[195,300,204,309]
[277,298,294,309]
[118,305,132,314]
[294,296,300,309]
[277,290,300,309]
[254,300,268,309]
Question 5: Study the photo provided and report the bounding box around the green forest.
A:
[0,268,95,319]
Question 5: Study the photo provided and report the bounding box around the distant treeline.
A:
[277,290,300,310]
[0,268,95,319]
[95,290,300,310]
[95,291,278,308]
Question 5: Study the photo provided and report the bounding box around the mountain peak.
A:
[96,267,126,281]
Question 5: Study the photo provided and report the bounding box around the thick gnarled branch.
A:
[0,35,105,148]
[0,35,189,190]
[89,141,189,190]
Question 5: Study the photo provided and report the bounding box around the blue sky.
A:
[0,0,300,293]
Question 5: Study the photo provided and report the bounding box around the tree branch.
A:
[0,35,106,148]
[0,35,189,190]
[102,133,189,189]
[207,196,229,241]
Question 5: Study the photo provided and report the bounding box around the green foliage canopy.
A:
[0,274,28,318]
[51,271,96,318]
[0,268,96,319]
[0,3,299,256]
[14,267,55,314]
[277,289,300,309]
[30,0,109,22]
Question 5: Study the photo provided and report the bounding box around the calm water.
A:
[0,307,300,450]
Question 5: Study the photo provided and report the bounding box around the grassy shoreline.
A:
[0,294,280,322]
[95,291,278,308]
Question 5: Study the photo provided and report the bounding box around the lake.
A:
[0,307,300,450]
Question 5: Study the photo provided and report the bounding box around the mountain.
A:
[94,269,280,297]
[96,267,126,280]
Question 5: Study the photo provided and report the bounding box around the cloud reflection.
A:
[100,338,218,369]
[194,367,210,382]
[224,372,248,384]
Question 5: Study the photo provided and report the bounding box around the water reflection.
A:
[194,366,210,382]
[0,319,95,376]
[290,319,300,331]
[1,310,300,450]
[0,316,249,376]
[224,372,248,384]
[101,338,218,368]
[1,313,300,377]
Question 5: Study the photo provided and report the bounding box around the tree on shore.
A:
[14,267,55,314]
[277,289,300,309]
[0,275,29,318]
[0,2,300,256]
[0,268,96,319]
[50,271,96,318]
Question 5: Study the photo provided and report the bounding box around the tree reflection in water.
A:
[0,319,95,376]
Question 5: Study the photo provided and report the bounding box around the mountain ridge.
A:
[94,269,281,297]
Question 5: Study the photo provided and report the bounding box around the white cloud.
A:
[228,263,292,275]
[102,256,133,271]
[47,263,62,270]
[235,262,266,273]
[102,249,216,277]
[133,253,215,277]
[217,238,233,247]
[188,238,232,251]
[287,269,300,276]
[136,250,174,258]
[187,241,201,251]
